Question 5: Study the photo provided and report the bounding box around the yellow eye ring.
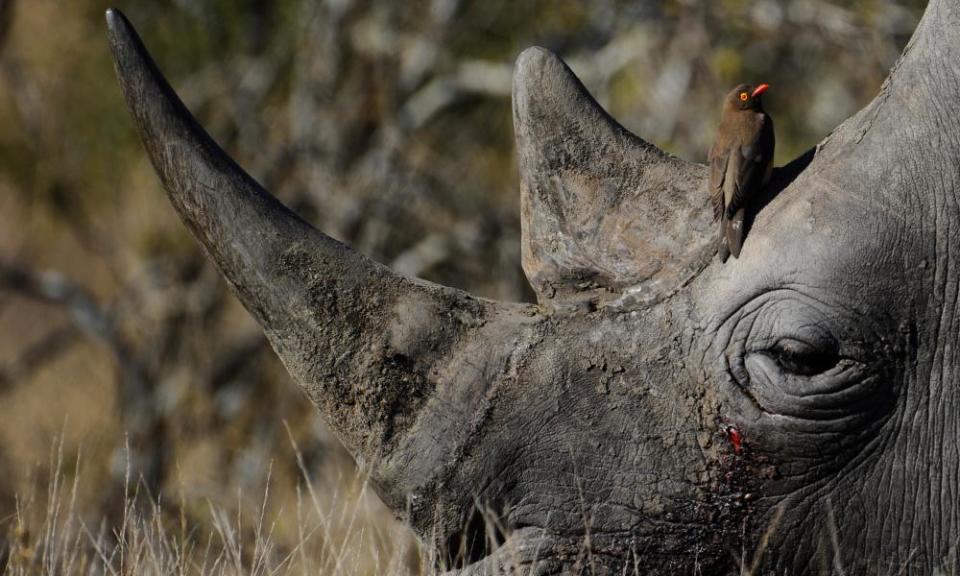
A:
[739,92,749,101]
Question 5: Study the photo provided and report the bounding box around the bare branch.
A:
[0,261,150,421]
[0,262,114,342]
[0,324,80,391]
[399,60,512,131]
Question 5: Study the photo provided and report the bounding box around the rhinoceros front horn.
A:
[105,8,537,516]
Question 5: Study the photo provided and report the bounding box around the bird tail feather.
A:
[718,218,730,262]
[724,208,746,259]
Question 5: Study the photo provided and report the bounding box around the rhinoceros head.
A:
[106,1,960,573]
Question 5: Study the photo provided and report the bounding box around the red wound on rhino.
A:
[725,426,744,455]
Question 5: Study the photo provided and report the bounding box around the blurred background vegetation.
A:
[0,0,926,573]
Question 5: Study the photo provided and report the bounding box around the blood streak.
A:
[725,426,744,455]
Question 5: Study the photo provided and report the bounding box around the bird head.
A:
[727,83,769,112]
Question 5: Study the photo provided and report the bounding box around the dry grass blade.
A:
[1,435,419,576]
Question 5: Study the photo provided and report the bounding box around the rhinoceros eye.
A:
[766,338,839,376]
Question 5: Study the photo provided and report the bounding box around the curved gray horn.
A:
[105,9,522,516]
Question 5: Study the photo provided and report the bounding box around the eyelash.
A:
[766,340,840,376]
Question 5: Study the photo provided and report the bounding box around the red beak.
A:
[751,83,770,98]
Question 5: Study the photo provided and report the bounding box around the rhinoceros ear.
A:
[513,48,713,307]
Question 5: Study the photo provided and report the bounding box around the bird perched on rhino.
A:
[709,83,775,262]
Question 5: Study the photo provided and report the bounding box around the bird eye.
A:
[739,92,749,102]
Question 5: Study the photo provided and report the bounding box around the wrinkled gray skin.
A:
[105,1,960,573]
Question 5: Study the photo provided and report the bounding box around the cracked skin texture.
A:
[107,0,960,573]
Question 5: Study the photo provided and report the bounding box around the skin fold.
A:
[105,0,960,573]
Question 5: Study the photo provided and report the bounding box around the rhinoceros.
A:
[105,2,960,574]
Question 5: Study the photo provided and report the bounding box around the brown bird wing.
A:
[708,145,728,221]
[728,114,774,217]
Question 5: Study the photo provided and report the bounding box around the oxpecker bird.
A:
[709,83,775,261]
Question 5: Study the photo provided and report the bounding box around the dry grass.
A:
[1,432,422,576]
